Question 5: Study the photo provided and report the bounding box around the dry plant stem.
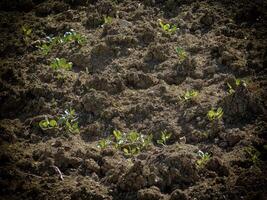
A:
[53,165,64,181]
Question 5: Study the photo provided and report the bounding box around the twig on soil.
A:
[52,165,64,181]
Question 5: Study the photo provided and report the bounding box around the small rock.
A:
[179,136,186,144]
[170,189,188,200]
[137,186,164,200]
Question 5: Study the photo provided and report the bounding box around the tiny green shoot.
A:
[50,58,73,71]
[207,107,223,121]
[244,147,260,165]
[104,16,113,24]
[159,20,177,34]
[180,90,199,101]
[58,108,80,134]
[21,25,32,45]
[196,150,211,169]
[176,47,187,62]
[157,131,172,146]
[39,117,58,130]
[227,79,247,94]
[97,130,153,157]
[97,138,111,149]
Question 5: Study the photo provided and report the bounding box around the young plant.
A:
[38,43,52,55]
[180,90,198,101]
[39,116,58,130]
[159,19,177,34]
[21,25,32,45]
[50,58,73,70]
[207,107,223,121]
[97,130,153,157]
[196,150,211,169]
[123,146,140,157]
[103,16,113,24]
[227,78,247,94]
[62,29,86,45]
[157,131,172,146]
[244,147,260,165]
[58,108,79,134]
[97,138,111,149]
[176,47,187,62]
[140,134,153,149]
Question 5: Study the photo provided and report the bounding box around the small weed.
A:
[123,146,140,157]
[176,47,187,62]
[39,116,58,130]
[196,150,211,169]
[62,29,86,45]
[97,130,153,157]
[244,147,260,165]
[97,138,111,149]
[157,131,172,146]
[207,107,223,121]
[227,78,247,94]
[103,16,113,24]
[21,25,32,45]
[58,108,80,134]
[50,58,73,70]
[159,19,177,34]
[38,43,53,55]
[37,30,86,55]
[180,90,198,102]
[39,108,79,134]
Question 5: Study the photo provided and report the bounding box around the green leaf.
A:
[123,148,129,154]
[113,130,122,141]
[49,120,57,127]
[128,131,139,142]
[165,132,172,139]
[104,16,113,24]
[39,120,49,128]
[26,28,32,35]
[157,139,163,145]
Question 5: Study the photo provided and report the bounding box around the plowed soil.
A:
[0,0,267,200]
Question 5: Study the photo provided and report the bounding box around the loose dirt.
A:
[0,0,267,199]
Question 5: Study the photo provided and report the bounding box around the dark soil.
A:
[0,0,267,199]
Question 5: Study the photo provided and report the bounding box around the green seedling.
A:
[159,20,177,34]
[180,90,198,101]
[176,47,187,62]
[62,29,86,45]
[97,138,111,149]
[98,130,153,157]
[196,150,211,169]
[38,43,53,55]
[37,30,86,55]
[227,78,247,94]
[39,116,58,130]
[157,131,172,146]
[50,58,73,70]
[244,147,260,165]
[21,25,32,45]
[127,131,140,143]
[140,134,153,149]
[38,108,79,134]
[58,108,79,134]
[207,107,223,121]
[103,16,113,24]
[123,146,140,157]
[113,130,125,149]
